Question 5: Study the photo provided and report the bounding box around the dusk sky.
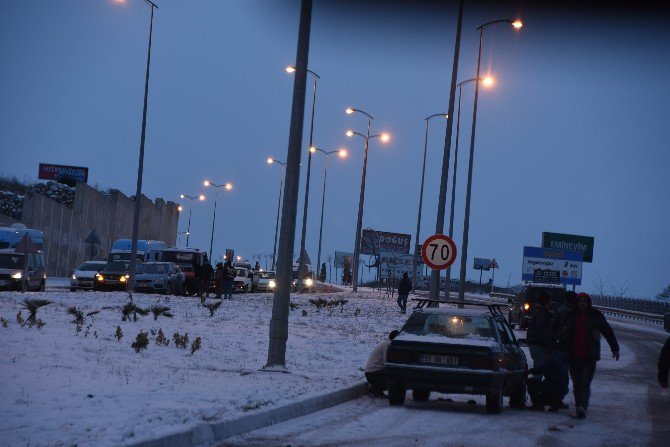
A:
[1,0,669,297]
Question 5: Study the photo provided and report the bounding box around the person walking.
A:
[527,292,554,368]
[564,292,620,419]
[658,335,670,388]
[364,330,400,397]
[214,262,225,300]
[223,260,235,299]
[397,272,412,314]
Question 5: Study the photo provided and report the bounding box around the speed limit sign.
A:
[421,234,457,270]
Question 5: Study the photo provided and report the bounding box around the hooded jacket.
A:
[398,275,412,295]
[564,293,619,361]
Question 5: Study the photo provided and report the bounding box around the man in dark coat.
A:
[397,272,412,314]
[527,292,554,368]
[551,290,576,345]
[198,256,214,300]
[223,260,235,299]
[564,292,620,419]
[658,336,670,388]
[214,262,225,300]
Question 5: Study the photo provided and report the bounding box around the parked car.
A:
[134,262,184,295]
[385,304,527,413]
[252,270,276,292]
[94,261,130,291]
[508,283,566,329]
[0,249,47,291]
[233,267,252,292]
[70,260,107,291]
[160,248,205,295]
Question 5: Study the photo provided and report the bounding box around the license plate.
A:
[420,354,458,366]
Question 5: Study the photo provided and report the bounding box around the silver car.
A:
[70,261,107,291]
[134,262,184,295]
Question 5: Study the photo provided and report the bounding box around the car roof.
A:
[413,307,491,317]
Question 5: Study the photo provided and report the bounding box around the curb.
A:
[128,381,368,447]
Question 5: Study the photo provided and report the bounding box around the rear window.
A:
[402,313,495,340]
[259,272,275,279]
[77,262,104,272]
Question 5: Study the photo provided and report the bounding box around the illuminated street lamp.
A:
[345,107,390,291]
[203,180,233,261]
[309,147,347,280]
[411,113,448,293]
[267,158,286,270]
[286,65,320,289]
[179,193,205,247]
[457,18,522,305]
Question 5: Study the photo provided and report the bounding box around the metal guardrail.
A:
[594,305,665,324]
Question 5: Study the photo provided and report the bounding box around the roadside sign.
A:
[522,246,583,286]
[421,234,457,270]
[473,258,492,271]
[542,232,594,263]
[533,268,561,284]
[361,229,411,255]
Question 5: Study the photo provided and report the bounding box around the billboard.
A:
[473,258,492,271]
[334,251,353,269]
[38,163,89,185]
[379,251,422,279]
[360,229,411,255]
[542,232,594,263]
[521,246,583,286]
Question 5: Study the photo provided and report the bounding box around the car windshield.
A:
[103,262,128,272]
[235,269,246,277]
[137,264,169,274]
[0,253,24,269]
[259,272,275,279]
[161,251,196,267]
[402,313,495,340]
[77,262,104,272]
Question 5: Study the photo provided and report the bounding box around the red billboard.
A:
[38,163,89,185]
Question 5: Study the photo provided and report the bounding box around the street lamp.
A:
[179,193,205,247]
[457,18,522,305]
[123,0,158,291]
[345,107,390,292]
[445,76,493,291]
[411,113,448,293]
[286,66,320,289]
[267,158,286,271]
[309,146,347,281]
[203,179,233,261]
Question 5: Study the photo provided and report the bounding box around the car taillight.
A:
[523,302,531,312]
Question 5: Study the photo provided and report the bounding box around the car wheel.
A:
[486,388,503,414]
[509,379,527,409]
[412,389,430,402]
[388,382,406,406]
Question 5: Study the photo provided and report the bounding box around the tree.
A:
[657,284,670,300]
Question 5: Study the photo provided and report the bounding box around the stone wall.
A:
[18,183,178,277]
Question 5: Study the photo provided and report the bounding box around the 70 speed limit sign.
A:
[421,234,457,270]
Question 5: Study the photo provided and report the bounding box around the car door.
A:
[496,318,527,373]
[25,254,37,289]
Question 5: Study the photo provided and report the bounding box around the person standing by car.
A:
[552,290,576,343]
[397,272,412,314]
[527,292,554,368]
[527,344,569,411]
[658,336,670,388]
[365,330,399,397]
[223,260,235,299]
[199,256,214,300]
[214,262,225,300]
[564,292,620,419]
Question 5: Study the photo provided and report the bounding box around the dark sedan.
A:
[94,261,130,291]
[385,303,527,413]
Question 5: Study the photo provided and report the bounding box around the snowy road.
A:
[221,319,670,447]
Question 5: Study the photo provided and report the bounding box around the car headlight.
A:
[96,274,104,281]
[72,274,77,280]
[11,272,22,279]
[269,280,276,288]
[523,303,530,311]
[120,275,127,283]
[305,278,313,286]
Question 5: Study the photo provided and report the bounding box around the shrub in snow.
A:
[1,317,7,328]
[104,300,149,322]
[202,301,221,317]
[67,307,100,333]
[190,337,201,355]
[16,311,24,326]
[115,326,123,341]
[155,328,169,346]
[301,310,308,317]
[354,308,361,316]
[20,299,52,326]
[149,305,173,320]
[173,332,189,349]
[131,331,149,353]
[289,302,298,311]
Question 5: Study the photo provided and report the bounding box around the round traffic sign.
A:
[421,234,457,270]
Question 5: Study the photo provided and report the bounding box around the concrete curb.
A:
[128,381,368,447]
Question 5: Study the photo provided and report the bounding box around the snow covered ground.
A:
[0,288,408,446]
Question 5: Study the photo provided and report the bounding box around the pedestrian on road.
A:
[397,272,412,314]
[223,260,235,299]
[199,256,214,300]
[564,292,620,419]
[364,330,399,397]
[214,262,225,300]
[658,336,670,388]
[527,292,554,368]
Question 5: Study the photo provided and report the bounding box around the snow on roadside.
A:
[0,289,408,446]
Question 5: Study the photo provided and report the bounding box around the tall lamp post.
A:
[457,18,522,305]
[345,107,390,292]
[179,193,205,247]
[309,146,348,281]
[267,158,286,271]
[203,180,233,261]
[287,66,319,289]
[410,113,448,293]
[445,76,493,291]
[126,0,158,291]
